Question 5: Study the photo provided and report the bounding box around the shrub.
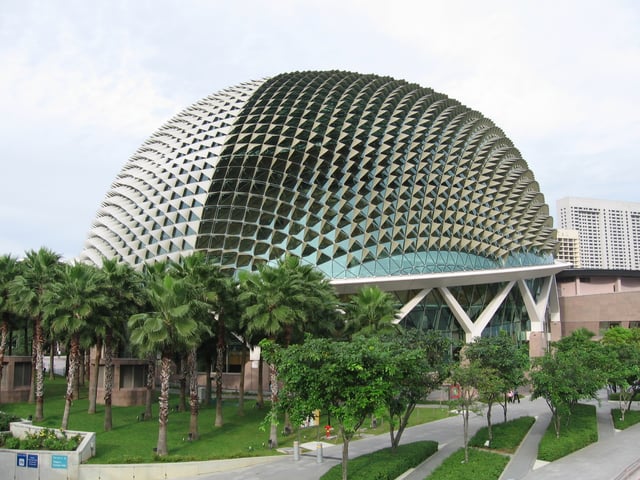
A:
[0,411,19,431]
[320,440,438,480]
[538,403,597,462]
[2,428,82,451]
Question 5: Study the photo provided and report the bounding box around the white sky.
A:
[1,0,638,259]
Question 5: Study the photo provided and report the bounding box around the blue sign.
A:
[27,454,38,468]
[16,453,26,467]
[51,455,68,469]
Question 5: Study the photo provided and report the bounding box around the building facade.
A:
[81,71,565,356]
[556,228,581,268]
[557,197,640,270]
[556,269,640,338]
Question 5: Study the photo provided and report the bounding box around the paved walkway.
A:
[177,394,640,480]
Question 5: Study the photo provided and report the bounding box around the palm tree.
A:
[9,247,62,421]
[171,253,224,435]
[211,276,241,427]
[344,285,399,337]
[128,272,204,456]
[0,254,20,403]
[98,259,143,430]
[45,262,108,430]
[238,256,339,447]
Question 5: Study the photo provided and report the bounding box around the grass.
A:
[537,403,597,462]
[611,408,640,430]
[426,447,509,480]
[320,440,438,480]
[0,377,451,463]
[469,416,536,453]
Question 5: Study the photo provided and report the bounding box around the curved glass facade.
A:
[81,71,555,280]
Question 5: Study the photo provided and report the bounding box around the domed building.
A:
[81,70,567,354]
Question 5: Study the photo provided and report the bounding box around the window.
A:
[13,362,31,387]
[119,365,147,388]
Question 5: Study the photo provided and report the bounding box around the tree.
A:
[171,253,226,435]
[263,336,388,480]
[465,331,529,429]
[381,330,452,451]
[99,258,143,430]
[531,330,607,437]
[0,254,20,403]
[602,326,640,420]
[343,285,398,338]
[449,361,484,463]
[45,262,108,430]
[238,256,339,448]
[9,247,62,421]
[128,272,205,456]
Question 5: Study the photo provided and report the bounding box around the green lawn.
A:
[537,403,597,462]
[426,447,509,480]
[0,378,451,463]
[469,416,535,453]
[611,408,640,430]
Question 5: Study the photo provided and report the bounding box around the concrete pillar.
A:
[316,442,323,463]
[293,441,300,461]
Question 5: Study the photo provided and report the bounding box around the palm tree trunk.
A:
[256,353,264,408]
[88,338,102,414]
[29,322,36,404]
[178,355,187,412]
[237,347,246,416]
[156,354,171,456]
[204,354,212,406]
[145,354,155,420]
[0,319,8,404]
[215,315,225,427]
[61,335,80,430]
[34,317,44,421]
[187,347,199,440]
[103,331,114,431]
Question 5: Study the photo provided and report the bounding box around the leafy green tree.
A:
[128,272,205,456]
[0,254,21,403]
[45,262,109,430]
[381,330,452,451]
[9,247,62,421]
[343,285,398,338]
[602,326,640,420]
[449,361,484,463]
[263,336,389,480]
[531,330,607,437]
[465,332,529,428]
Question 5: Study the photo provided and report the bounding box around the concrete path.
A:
[176,395,640,480]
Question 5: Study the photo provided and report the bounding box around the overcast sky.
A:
[1,0,638,259]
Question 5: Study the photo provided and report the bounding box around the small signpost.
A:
[27,454,38,468]
[52,454,68,469]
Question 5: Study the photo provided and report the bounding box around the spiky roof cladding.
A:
[81,71,555,277]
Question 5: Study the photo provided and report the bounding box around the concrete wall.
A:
[0,356,31,403]
[77,456,280,480]
[0,422,95,480]
[93,358,148,407]
[559,291,640,337]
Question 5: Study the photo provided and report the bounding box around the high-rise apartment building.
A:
[557,197,640,270]
[556,229,581,268]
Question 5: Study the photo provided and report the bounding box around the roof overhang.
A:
[330,261,571,295]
